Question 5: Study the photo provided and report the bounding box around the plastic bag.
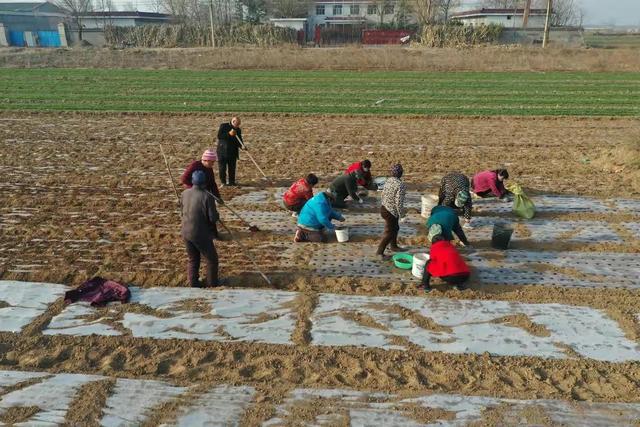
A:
[506,182,535,219]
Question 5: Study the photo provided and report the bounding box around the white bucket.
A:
[421,195,439,218]
[412,253,430,279]
[335,227,349,243]
[373,177,387,191]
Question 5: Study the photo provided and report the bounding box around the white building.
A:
[450,8,548,28]
[307,1,399,30]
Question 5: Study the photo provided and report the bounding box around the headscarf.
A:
[390,163,403,178]
[455,190,470,208]
[427,224,443,243]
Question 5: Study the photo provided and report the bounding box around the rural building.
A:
[307,1,400,32]
[77,11,172,29]
[69,11,172,46]
[450,8,548,28]
[0,1,68,47]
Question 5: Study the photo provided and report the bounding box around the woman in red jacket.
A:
[282,174,319,216]
[421,234,471,292]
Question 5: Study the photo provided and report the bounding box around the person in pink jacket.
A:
[471,169,512,200]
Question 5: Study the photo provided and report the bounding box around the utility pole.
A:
[542,0,552,47]
[209,0,216,47]
[522,0,531,28]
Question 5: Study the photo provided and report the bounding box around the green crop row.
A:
[0,69,638,116]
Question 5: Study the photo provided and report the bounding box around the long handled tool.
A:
[217,218,272,286]
[205,190,260,233]
[235,135,269,180]
[159,142,182,216]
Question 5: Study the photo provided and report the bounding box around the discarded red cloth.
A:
[64,277,131,306]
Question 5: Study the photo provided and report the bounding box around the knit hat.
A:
[201,149,217,162]
[390,163,403,178]
[192,170,207,187]
[427,224,443,243]
[455,190,470,208]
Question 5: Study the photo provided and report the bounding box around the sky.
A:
[1,0,639,26]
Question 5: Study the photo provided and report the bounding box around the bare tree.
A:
[57,0,94,40]
[550,0,584,26]
[93,0,115,27]
[270,0,307,18]
[480,0,521,7]
[439,0,460,22]
[411,0,437,28]
[393,0,412,27]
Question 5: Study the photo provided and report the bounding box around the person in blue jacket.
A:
[294,190,345,242]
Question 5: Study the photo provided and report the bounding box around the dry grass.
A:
[2,45,640,72]
[594,139,640,191]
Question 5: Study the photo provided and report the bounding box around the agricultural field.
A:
[584,33,640,49]
[0,69,639,116]
[0,64,639,425]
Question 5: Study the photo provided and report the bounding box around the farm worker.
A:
[472,168,512,201]
[294,191,345,243]
[330,170,364,209]
[345,159,373,189]
[438,172,472,227]
[426,205,470,247]
[421,235,470,292]
[181,149,222,238]
[282,173,319,217]
[216,116,244,186]
[376,163,407,259]
[181,170,223,288]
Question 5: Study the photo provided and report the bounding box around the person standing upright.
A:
[181,149,222,238]
[181,170,223,288]
[377,163,407,259]
[217,116,243,186]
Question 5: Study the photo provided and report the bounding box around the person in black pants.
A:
[217,116,243,186]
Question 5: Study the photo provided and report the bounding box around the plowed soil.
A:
[1,111,640,412]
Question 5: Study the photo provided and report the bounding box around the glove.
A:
[399,217,407,224]
[463,221,473,229]
[500,196,511,203]
[338,217,346,222]
[358,198,364,204]
[229,129,237,137]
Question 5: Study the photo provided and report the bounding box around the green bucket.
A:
[392,253,414,270]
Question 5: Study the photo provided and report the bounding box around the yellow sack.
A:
[506,182,535,219]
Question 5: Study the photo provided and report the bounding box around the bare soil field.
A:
[1,112,640,423]
[2,45,640,72]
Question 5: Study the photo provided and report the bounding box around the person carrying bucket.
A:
[376,163,407,260]
[345,159,374,190]
[330,169,365,209]
[421,234,470,292]
[426,205,470,247]
[471,168,512,201]
[181,149,223,238]
[181,170,225,288]
[282,174,319,217]
[294,190,345,243]
[438,172,472,227]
